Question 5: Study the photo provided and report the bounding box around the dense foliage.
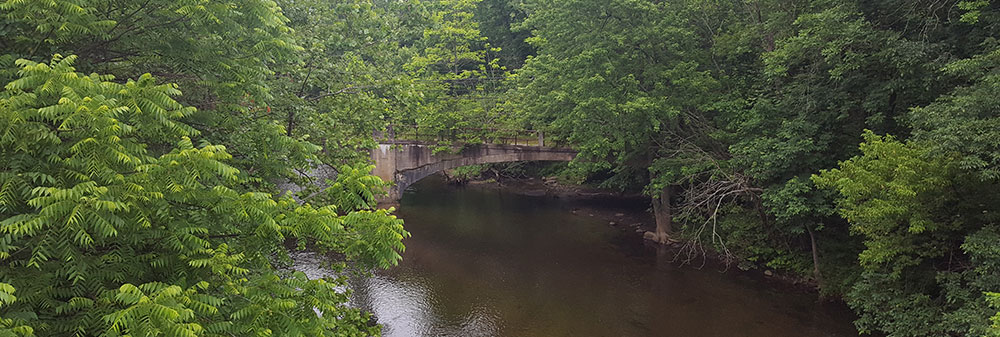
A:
[509,0,1000,336]
[0,0,415,335]
[0,55,407,335]
[4,0,1000,336]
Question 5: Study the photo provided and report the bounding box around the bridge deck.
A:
[376,125,552,147]
[378,140,574,152]
[372,142,577,202]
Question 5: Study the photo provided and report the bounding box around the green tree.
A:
[272,0,426,165]
[0,283,33,337]
[814,132,1000,336]
[513,0,734,243]
[0,0,317,184]
[510,0,1000,335]
[474,0,534,70]
[405,0,509,144]
[0,56,407,335]
[909,45,1000,181]
[990,292,1000,336]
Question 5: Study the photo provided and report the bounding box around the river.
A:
[316,175,861,336]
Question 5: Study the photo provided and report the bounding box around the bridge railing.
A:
[377,124,549,147]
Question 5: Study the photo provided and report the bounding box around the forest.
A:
[1,0,999,336]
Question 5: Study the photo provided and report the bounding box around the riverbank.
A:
[447,174,829,295]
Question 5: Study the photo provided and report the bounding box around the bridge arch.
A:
[371,142,577,202]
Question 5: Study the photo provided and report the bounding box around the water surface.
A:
[348,176,859,337]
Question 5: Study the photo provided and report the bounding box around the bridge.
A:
[372,126,577,202]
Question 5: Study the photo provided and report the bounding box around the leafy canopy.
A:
[0,55,407,336]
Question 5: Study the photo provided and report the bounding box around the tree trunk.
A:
[651,185,672,244]
[805,224,823,287]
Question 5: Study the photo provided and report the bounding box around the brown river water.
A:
[299,175,861,337]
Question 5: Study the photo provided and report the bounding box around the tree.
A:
[508,0,1000,335]
[0,283,33,336]
[814,131,1000,336]
[512,0,733,243]
[271,0,426,165]
[0,55,408,335]
[474,0,534,70]
[990,292,1000,336]
[807,6,1000,334]
[405,0,510,144]
[909,46,1000,181]
[0,0,317,184]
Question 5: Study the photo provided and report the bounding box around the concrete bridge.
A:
[371,142,577,202]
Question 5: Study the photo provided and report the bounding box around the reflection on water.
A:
[346,176,859,337]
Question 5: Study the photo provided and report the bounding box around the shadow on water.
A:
[346,175,860,337]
